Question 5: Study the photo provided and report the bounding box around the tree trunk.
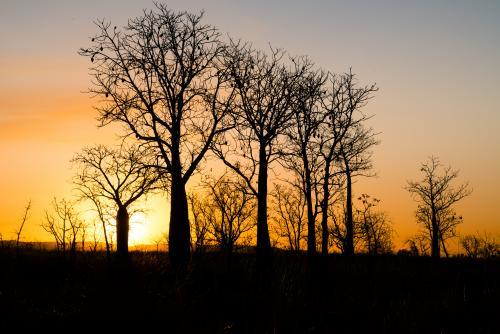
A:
[303,149,316,255]
[169,170,191,269]
[321,160,331,255]
[431,209,440,258]
[116,205,129,257]
[344,167,354,255]
[256,143,271,258]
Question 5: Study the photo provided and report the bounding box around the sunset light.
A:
[1,1,498,332]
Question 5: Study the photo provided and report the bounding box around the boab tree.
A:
[213,44,308,258]
[80,4,235,267]
[406,156,471,258]
[72,144,158,257]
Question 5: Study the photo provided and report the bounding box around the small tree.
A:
[406,156,472,258]
[355,194,393,255]
[205,175,255,253]
[72,144,158,258]
[461,233,499,258]
[271,184,307,252]
[188,193,212,252]
[42,198,84,255]
[15,200,32,251]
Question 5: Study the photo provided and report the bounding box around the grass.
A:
[0,248,498,333]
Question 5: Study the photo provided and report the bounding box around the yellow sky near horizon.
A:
[1,0,499,250]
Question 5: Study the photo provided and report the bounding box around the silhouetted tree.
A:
[317,71,377,255]
[204,175,255,253]
[42,198,84,255]
[339,124,379,255]
[188,193,211,252]
[355,194,393,255]
[282,63,327,255]
[271,184,307,252]
[406,156,472,258]
[416,205,463,257]
[212,44,308,259]
[80,4,235,267]
[72,144,158,258]
[460,233,498,258]
[15,200,31,252]
[405,233,431,256]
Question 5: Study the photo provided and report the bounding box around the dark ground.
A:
[0,249,498,333]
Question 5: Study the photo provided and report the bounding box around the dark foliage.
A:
[0,249,498,333]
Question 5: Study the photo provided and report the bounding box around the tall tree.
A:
[283,63,327,255]
[317,71,377,255]
[72,144,158,257]
[212,44,308,258]
[406,156,472,258]
[339,124,379,255]
[80,4,235,267]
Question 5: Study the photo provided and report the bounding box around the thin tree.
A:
[282,63,327,255]
[212,44,308,258]
[204,175,255,254]
[406,156,472,258]
[271,184,307,252]
[72,144,158,258]
[318,71,377,255]
[338,124,379,255]
[15,200,32,251]
[79,4,236,267]
[355,194,393,255]
[42,198,83,256]
[188,193,211,253]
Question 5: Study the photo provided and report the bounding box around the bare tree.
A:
[88,219,101,253]
[79,4,236,267]
[271,184,307,252]
[212,43,308,258]
[42,198,84,256]
[415,205,463,257]
[406,156,472,258]
[188,193,212,252]
[338,124,379,255]
[355,194,393,255]
[15,200,32,251]
[405,233,430,256]
[72,144,158,258]
[204,175,255,253]
[282,63,327,255]
[318,71,378,255]
[460,233,499,258]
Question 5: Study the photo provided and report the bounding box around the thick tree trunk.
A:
[169,171,191,268]
[431,209,440,258]
[321,161,331,255]
[116,205,129,257]
[344,168,354,255]
[256,143,271,258]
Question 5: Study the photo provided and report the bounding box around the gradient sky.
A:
[1,0,499,248]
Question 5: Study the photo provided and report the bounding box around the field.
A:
[0,249,498,333]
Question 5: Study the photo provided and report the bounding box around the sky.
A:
[1,0,499,248]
